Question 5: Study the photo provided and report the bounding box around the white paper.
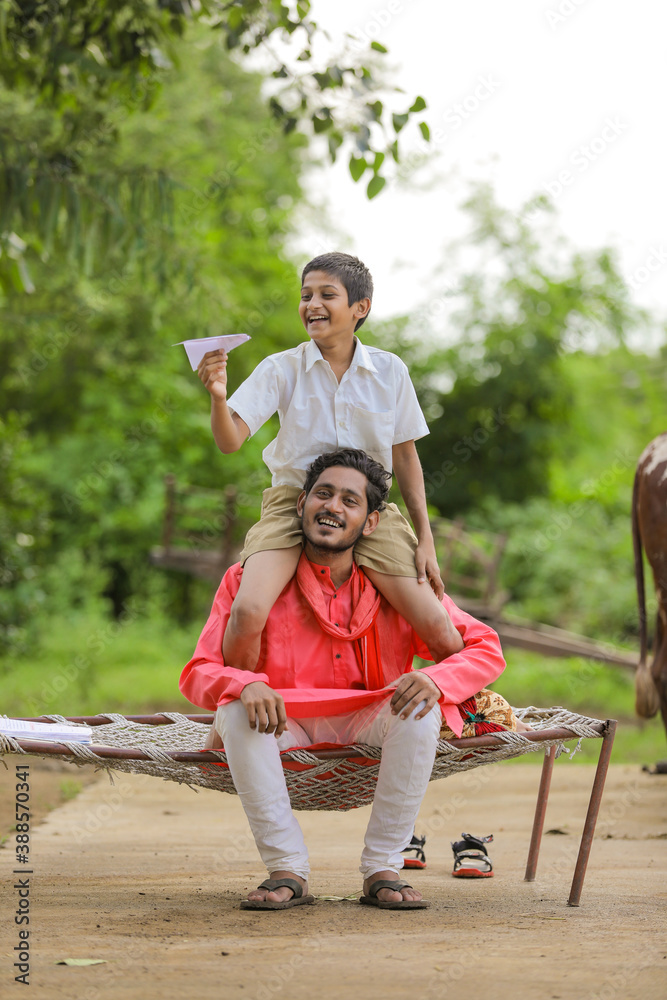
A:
[173,334,251,370]
[0,716,93,743]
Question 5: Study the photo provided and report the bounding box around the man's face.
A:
[297,466,379,554]
[298,270,370,346]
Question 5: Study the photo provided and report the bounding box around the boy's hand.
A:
[415,540,445,600]
[240,681,287,738]
[198,349,228,400]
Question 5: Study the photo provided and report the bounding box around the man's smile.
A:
[316,514,344,529]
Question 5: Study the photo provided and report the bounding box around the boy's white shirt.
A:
[227,338,429,487]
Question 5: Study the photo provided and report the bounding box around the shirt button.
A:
[335,654,341,659]
[332,594,337,599]
[320,569,325,574]
[335,623,339,627]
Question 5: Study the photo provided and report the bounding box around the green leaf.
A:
[269,97,285,120]
[370,41,388,53]
[389,139,399,162]
[367,100,383,122]
[373,152,385,174]
[409,96,427,113]
[355,124,371,153]
[419,121,430,141]
[392,113,409,134]
[349,156,367,182]
[312,113,332,133]
[366,174,386,199]
[328,132,344,160]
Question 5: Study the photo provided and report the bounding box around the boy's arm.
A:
[198,349,250,453]
[392,439,444,599]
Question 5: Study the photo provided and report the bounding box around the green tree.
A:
[395,186,646,516]
[0,0,429,290]
[0,28,310,641]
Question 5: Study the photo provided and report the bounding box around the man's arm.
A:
[179,566,271,708]
[392,439,444,599]
[180,570,290,738]
[412,594,506,706]
[197,349,250,453]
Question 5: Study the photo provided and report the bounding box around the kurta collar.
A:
[307,557,359,593]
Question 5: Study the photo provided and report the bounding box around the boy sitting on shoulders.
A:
[197,251,462,671]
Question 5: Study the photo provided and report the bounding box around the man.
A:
[180,449,506,909]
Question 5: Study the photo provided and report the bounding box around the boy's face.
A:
[299,270,370,346]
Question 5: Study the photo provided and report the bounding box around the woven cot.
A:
[1,706,616,906]
[1,706,602,811]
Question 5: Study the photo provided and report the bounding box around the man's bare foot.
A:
[362,870,423,905]
[246,870,308,905]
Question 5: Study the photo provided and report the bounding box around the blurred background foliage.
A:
[1,3,666,756]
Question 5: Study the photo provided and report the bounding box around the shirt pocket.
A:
[347,405,394,452]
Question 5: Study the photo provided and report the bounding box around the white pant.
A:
[214,696,441,881]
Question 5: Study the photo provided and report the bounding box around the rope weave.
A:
[0,707,607,812]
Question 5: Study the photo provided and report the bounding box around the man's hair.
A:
[301,252,373,331]
[303,449,391,515]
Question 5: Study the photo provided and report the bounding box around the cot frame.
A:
[6,713,617,906]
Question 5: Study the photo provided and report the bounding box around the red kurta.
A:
[179,554,506,737]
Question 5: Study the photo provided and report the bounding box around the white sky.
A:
[288,0,666,339]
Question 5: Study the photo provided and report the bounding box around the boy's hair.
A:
[302,448,390,515]
[301,252,373,331]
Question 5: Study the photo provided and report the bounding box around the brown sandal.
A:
[240,878,316,910]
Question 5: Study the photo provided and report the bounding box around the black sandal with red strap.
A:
[402,832,427,869]
[451,832,494,878]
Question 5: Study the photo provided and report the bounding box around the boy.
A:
[197,252,462,672]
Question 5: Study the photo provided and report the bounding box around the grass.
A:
[491,649,666,765]
[1,611,664,764]
[0,610,198,717]
[58,779,83,802]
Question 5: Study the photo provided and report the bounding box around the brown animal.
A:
[632,432,667,735]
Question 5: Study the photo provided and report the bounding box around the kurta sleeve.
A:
[414,595,506,734]
[179,565,271,710]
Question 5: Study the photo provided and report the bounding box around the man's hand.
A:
[198,349,228,400]
[415,540,445,600]
[240,682,287,737]
[388,672,442,721]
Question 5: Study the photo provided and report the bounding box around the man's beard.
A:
[302,518,367,555]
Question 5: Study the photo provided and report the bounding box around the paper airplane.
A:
[174,334,251,370]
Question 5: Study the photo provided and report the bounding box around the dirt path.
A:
[1,759,666,999]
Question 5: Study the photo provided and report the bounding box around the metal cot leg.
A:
[567,719,617,906]
[524,744,556,882]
